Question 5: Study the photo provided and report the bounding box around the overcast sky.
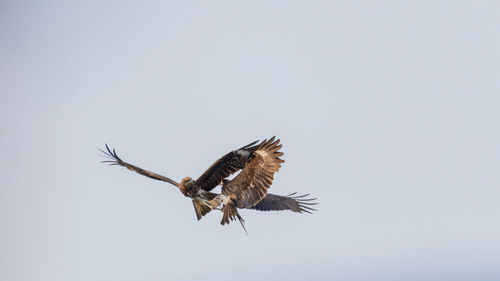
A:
[1,1,499,281]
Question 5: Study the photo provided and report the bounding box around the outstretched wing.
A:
[100,144,179,187]
[195,140,260,191]
[222,137,284,208]
[251,193,318,213]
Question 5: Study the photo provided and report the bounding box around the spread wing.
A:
[251,193,318,213]
[195,140,260,191]
[100,144,179,187]
[221,137,284,208]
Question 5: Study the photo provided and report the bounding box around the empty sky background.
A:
[1,1,499,280]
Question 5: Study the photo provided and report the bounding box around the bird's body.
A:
[100,137,317,233]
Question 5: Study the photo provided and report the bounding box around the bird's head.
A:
[179,176,197,197]
[180,176,193,185]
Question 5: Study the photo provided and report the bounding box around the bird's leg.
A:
[200,200,222,210]
[200,195,224,211]
[211,196,224,210]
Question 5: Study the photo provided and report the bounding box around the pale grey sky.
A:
[1,1,499,281]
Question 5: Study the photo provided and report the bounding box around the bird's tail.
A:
[192,199,213,220]
[221,198,247,235]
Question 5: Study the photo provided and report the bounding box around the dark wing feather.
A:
[100,144,179,187]
[251,192,318,213]
[222,137,284,208]
[196,140,260,191]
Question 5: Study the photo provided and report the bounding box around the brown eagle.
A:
[100,137,317,233]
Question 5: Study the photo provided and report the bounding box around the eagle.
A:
[100,137,317,233]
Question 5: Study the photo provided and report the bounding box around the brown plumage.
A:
[195,140,260,191]
[251,192,317,213]
[222,137,284,208]
[100,137,317,233]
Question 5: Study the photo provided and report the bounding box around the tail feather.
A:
[221,199,247,234]
[192,199,212,220]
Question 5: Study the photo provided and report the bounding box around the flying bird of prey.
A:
[100,137,317,233]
